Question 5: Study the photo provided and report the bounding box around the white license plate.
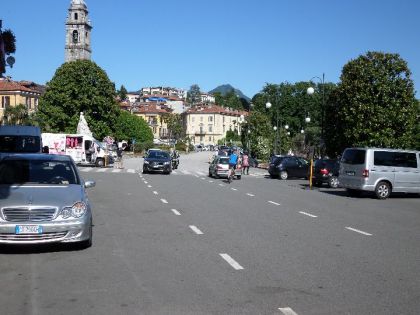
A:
[15,225,43,234]
[346,171,355,176]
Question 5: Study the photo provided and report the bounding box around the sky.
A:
[2,0,420,99]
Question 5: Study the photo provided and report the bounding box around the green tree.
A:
[114,110,153,143]
[325,51,418,156]
[117,84,128,101]
[2,104,29,125]
[242,111,274,160]
[166,113,184,142]
[36,60,120,139]
[187,84,201,106]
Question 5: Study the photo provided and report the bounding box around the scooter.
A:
[171,157,179,169]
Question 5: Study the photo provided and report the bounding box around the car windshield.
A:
[0,159,79,185]
[0,135,41,153]
[148,151,170,159]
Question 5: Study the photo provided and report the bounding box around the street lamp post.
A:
[307,73,326,158]
[265,101,281,155]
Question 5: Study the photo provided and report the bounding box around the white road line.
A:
[194,175,199,178]
[171,209,181,216]
[209,180,214,183]
[268,201,280,206]
[189,225,203,235]
[345,227,372,236]
[147,185,152,188]
[182,170,190,174]
[153,191,158,195]
[172,170,177,174]
[299,211,318,218]
[219,183,225,187]
[144,181,148,184]
[246,193,255,197]
[197,171,205,175]
[127,169,135,173]
[231,188,237,191]
[278,307,299,315]
[96,168,107,172]
[201,177,206,180]
[160,199,168,204]
[111,169,121,173]
[219,254,244,270]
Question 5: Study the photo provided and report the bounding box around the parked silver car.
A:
[339,147,420,199]
[0,154,95,247]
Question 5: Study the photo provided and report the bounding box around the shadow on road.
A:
[0,243,88,255]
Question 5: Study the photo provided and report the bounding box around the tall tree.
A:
[36,60,120,139]
[165,113,184,142]
[325,51,418,156]
[117,84,128,101]
[187,84,201,106]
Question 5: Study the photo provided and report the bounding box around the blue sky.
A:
[2,0,419,98]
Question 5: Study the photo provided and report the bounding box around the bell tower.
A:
[65,0,92,62]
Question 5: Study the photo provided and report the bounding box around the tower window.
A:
[74,13,78,20]
[72,30,79,43]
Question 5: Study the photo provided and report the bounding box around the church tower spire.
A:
[65,0,92,62]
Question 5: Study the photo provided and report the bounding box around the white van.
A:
[339,147,420,199]
[42,133,113,167]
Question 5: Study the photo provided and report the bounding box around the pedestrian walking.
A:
[242,152,250,175]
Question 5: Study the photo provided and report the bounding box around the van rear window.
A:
[342,149,366,165]
[0,136,41,153]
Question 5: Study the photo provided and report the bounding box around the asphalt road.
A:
[0,152,419,314]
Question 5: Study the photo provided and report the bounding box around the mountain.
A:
[209,84,250,102]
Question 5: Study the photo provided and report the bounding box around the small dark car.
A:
[312,159,340,188]
[143,150,172,174]
[268,156,309,180]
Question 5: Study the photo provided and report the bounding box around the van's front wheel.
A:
[375,181,391,200]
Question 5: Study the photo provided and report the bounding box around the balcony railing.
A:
[194,130,206,135]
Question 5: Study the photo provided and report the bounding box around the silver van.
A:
[339,147,420,199]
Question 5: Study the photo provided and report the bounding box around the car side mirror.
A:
[84,180,96,188]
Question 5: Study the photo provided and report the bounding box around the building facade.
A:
[183,105,247,145]
[130,103,171,140]
[65,0,92,62]
[0,78,41,122]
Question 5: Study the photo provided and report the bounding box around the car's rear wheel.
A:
[375,181,391,199]
[328,176,339,188]
[280,170,288,180]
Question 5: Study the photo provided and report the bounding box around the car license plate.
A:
[15,225,43,234]
[346,171,355,176]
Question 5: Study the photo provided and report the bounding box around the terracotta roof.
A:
[185,104,248,117]
[133,104,172,114]
[0,79,41,94]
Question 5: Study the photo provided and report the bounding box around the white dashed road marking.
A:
[147,185,152,188]
[160,199,168,204]
[112,169,121,173]
[153,191,158,195]
[171,209,181,216]
[299,211,318,218]
[268,201,281,206]
[246,193,255,197]
[219,184,225,187]
[345,227,372,236]
[127,169,135,173]
[182,170,190,175]
[189,225,203,235]
[79,167,93,172]
[278,307,299,315]
[219,254,244,270]
[209,180,214,183]
[144,181,148,184]
[231,188,237,191]
[97,168,107,172]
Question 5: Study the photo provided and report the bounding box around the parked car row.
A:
[266,147,420,200]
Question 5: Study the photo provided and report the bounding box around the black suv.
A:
[268,156,310,180]
[312,159,340,188]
